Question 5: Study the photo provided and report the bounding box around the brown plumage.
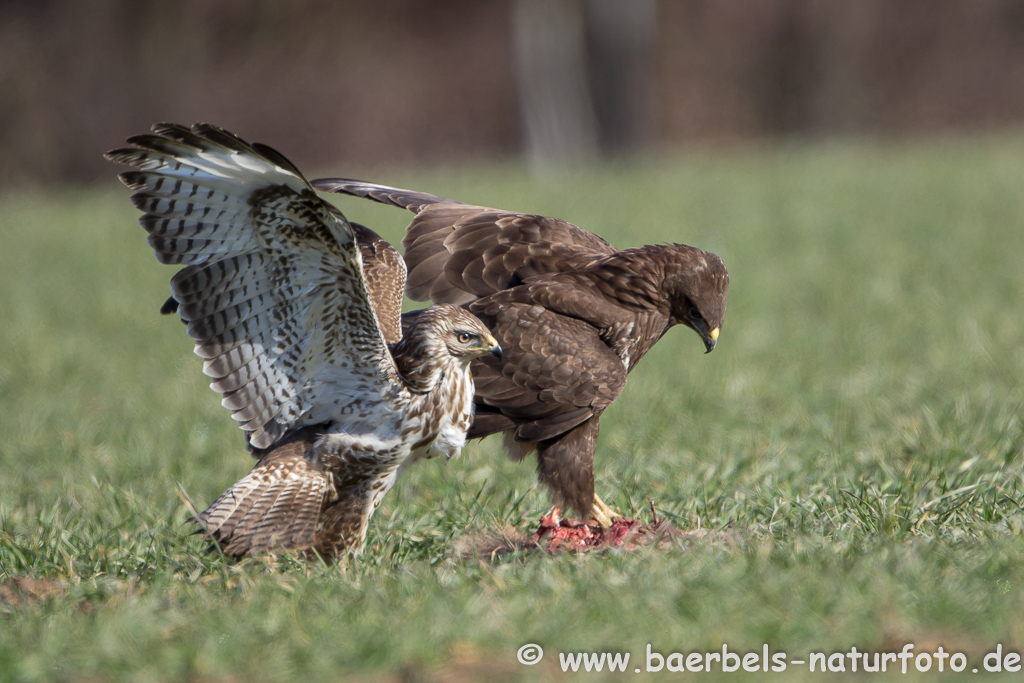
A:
[311,177,729,524]
[108,124,500,559]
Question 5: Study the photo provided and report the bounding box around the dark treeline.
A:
[3,0,1024,185]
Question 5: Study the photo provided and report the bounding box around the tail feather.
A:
[244,474,321,551]
[197,449,329,557]
[200,483,262,540]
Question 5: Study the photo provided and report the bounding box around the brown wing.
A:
[466,298,628,443]
[310,178,617,304]
[351,222,405,345]
[311,177,454,213]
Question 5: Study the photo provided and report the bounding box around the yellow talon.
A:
[591,494,624,528]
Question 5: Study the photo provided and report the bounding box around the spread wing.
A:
[107,123,403,449]
[310,178,617,304]
[157,222,407,346]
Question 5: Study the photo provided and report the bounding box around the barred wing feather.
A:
[107,123,401,449]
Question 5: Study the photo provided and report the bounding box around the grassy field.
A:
[2,133,1024,681]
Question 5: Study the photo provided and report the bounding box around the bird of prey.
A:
[107,124,501,559]
[311,177,729,527]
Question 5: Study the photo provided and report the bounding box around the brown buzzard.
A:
[107,124,501,559]
[311,177,729,526]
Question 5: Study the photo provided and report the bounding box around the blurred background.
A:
[3,0,1024,186]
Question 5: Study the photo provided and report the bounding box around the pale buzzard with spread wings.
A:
[107,124,500,559]
[312,177,729,527]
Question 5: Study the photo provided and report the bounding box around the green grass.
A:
[3,133,1024,681]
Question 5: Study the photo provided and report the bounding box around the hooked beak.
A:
[486,336,503,360]
[702,326,719,354]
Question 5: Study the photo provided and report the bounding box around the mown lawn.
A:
[2,133,1024,681]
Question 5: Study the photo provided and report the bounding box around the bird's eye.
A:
[688,306,701,320]
[457,332,474,344]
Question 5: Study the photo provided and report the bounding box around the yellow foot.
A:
[590,493,624,528]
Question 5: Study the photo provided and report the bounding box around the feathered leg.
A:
[312,469,400,558]
[312,488,374,558]
[534,416,622,526]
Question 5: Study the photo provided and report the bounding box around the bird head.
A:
[665,246,729,353]
[430,304,503,364]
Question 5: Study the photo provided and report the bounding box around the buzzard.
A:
[311,177,729,527]
[107,124,501,558]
